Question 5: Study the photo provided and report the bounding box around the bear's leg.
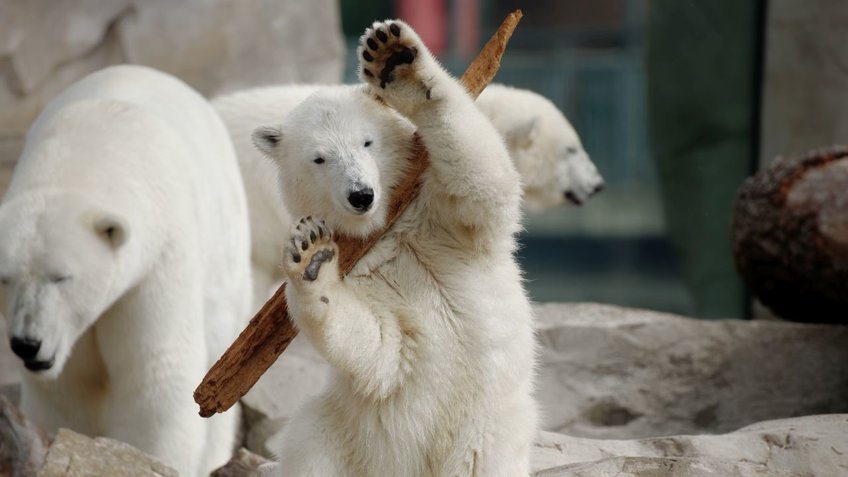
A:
[358,20,522,237]
[282,217,408,398]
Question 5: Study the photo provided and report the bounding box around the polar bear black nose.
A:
[10,336,40,360]
[348,187,375,212]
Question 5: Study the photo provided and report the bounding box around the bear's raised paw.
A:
[358,20,426,90]
[285,217,337,283]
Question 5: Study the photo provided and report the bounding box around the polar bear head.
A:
[253,85,414,238]
[0,191,130,379]
[477,84,604,212]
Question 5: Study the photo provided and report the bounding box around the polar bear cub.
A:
[216,83,601,307]
[477,84,604,210]
[252,20,537,476]
[0,65,251,477]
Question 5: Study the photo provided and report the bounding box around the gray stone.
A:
[210,447,269,477]
[38,428,177,477]
[239,302,848,449]
[531,414,848,476]
[0,395,50,477]
[535,302,848,438]
[0,1,344,137]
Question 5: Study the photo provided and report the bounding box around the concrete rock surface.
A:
[38,428,177,477]
[0,0,344,162]
[210,448,270,477]
[531,414,848,476]
[535,302,848,438]
[0,395,49,477]
[241,302,848,447]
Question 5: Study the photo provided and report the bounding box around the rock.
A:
[0,395,50,477]
[0,1,344,139]
[240,302,848,450]
[536,303,848,438]
[732,146,848,323]
[210,448,269,477]
[38,428,177,477]
[531,414,848,476]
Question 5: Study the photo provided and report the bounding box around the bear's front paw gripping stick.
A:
[193,10,523,418]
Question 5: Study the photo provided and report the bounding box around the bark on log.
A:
[195,10,524,417]
[731,145,848,324]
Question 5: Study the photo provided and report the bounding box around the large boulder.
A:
[732,146,848,323]
[241,302,848,450]
[531,414,848,476]
[535,303,848,438]
[0,0,345,171]
[38,428,177,477]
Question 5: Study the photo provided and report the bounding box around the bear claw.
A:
[286,217,336,283]
[359,21,420,89]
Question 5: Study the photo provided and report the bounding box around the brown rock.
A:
[38,428,177,477]
[732,145,848,323]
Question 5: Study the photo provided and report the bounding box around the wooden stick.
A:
[194,10,523,418]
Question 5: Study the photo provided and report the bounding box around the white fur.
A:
[0,65,252,476]
[253,20,537,476]
[477,83,604,211]
[216,83,600,307]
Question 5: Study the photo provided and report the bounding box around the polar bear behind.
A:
[215,82,601,307]
[477,84,604,210]
[0,65,251,476]
[252,19,536,476]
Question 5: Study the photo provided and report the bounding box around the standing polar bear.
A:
[0,65,251,476]
[215,83,602,307]
[252,20,537,476]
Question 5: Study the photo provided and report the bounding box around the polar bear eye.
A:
[364,140,373,147]
[313,157,325,164]
[0,277,9,286]
[566,146,578,155]
[50,275,71,284]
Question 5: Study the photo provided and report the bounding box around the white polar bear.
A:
[215,83,601,307]
[477,83,604,211]
[0,65,252,477]
[251,19,537,476]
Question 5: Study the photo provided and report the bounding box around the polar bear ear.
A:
[93,214,128,249]
[252,126,283,155]
[508,117,538,150]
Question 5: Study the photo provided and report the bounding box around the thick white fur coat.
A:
[0,65,251,476]
[252,20,537,476]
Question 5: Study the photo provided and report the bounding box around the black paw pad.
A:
[379,47,417,88]
[389,23,401,37]
[303,249,335,282]
[376,29,388,43]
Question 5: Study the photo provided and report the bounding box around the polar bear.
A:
[215,83,600,307]
[0,65,251,476]
[251,19,537,476]
[213,85,320,308]
[477,84,604,211]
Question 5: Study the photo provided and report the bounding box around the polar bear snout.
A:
[347,186,375,213]
[9,335,55,372]
[10,335,40,360]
